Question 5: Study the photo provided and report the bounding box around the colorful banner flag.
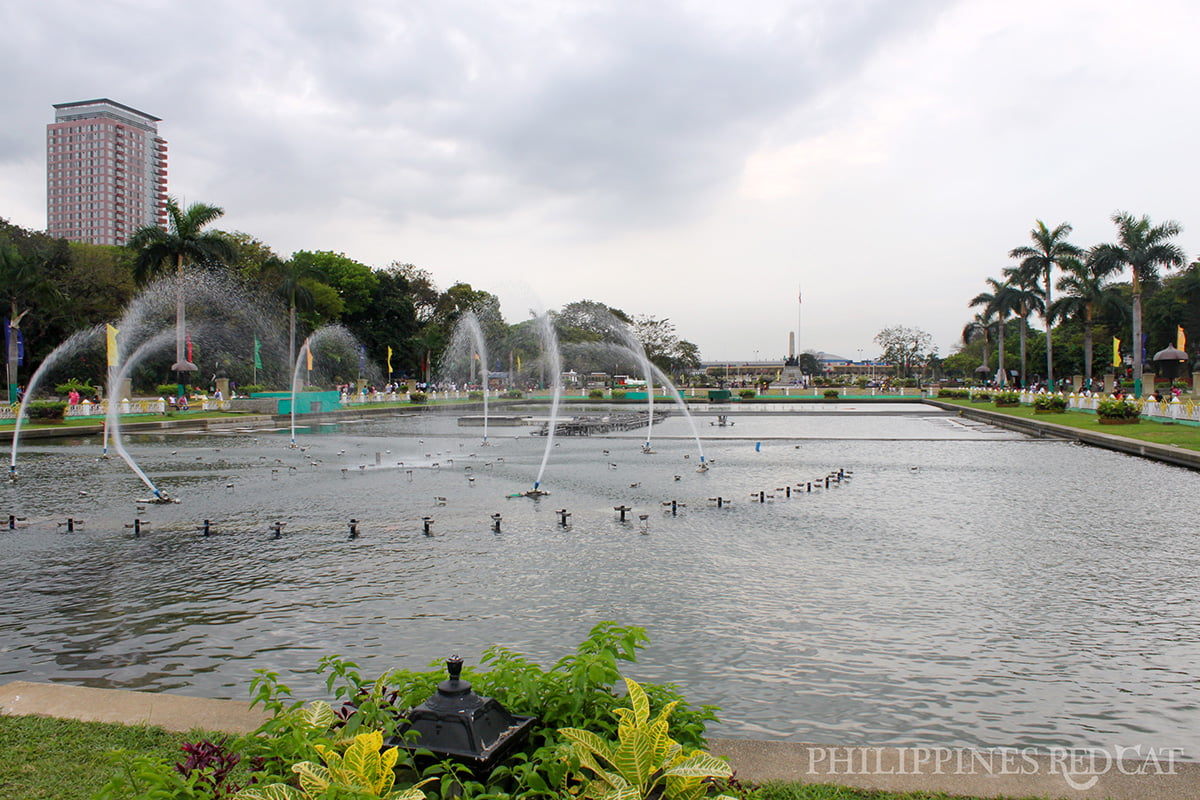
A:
[186,333,193,363]
[1178,326,1187,351]
[253,336,262,369]
[306,342,313,371]
[516,354,522,371]
[4,320,24,366]
[106,324,119,366]
[386,346,393,373]
[1112,337,1121,368]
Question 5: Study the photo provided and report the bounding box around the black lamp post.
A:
[390,656,535,772]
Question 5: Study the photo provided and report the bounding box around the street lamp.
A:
[390,655,535,772]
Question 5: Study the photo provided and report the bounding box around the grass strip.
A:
[0,714,192,799]
[936,398,1200,452]
[0,713,1049,800]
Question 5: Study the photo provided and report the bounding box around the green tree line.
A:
[0,200,702,397]
[951,213,1194,394]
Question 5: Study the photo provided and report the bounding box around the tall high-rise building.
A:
[46,98,168,246]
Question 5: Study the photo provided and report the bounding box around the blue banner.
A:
[3,319,24,366]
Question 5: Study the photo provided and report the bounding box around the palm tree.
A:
[1091,212,1186,396]
[1049,255,1124,388]
[128,199,235,374]
[1000,263,1044,388]
[263,256,319,374]
[962,312,996,382]
[1009,221,1083,387]
[969,277,1020,386]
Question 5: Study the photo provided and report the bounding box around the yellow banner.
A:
[306,341,313,371]
[105,324,119,366]
[387,346,393,373]
[1178,326,1187,351]
[1112,337,1121,368]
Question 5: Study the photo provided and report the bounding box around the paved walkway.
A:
[2,681,1196,799]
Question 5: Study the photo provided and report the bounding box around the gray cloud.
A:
[2,0,952,232]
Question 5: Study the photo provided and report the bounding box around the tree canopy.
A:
[875,325,936,378]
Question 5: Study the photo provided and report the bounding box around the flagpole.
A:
[797,286,803,380]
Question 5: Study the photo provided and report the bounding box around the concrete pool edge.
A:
[2,681,1195,800]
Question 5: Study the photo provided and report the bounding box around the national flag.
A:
[1178,326,1187,351]
[1112,337,1121,368]
[106,324,119,366]
[386,346,393,373]
[253,336,262,369]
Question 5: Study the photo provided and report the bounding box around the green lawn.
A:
[0,714,1048,800]
[0,715,192,799]
[935,398,1200,452]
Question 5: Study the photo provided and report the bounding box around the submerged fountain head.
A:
[146,490,176,504]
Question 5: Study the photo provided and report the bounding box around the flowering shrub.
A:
[1097,398,1140,420]
[1032,394,1067,411]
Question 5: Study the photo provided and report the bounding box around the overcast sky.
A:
[3,0,1199,363]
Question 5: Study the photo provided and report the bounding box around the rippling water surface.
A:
[1,403,1197,757]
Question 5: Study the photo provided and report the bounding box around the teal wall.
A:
[252,391,341,415]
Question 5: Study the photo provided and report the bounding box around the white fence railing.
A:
[1018,390,1197,423]
[1,398,234,421]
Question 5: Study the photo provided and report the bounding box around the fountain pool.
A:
[0,403,1196,758]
